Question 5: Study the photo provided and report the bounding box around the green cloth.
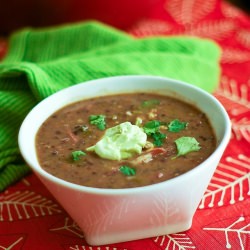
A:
[0,21,221,191]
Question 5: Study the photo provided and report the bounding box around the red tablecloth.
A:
[1,0,250,249]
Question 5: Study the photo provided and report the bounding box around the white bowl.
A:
[18,75,231,245]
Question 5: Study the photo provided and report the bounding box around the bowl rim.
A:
[18,75,232,195]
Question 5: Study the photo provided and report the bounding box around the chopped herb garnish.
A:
[168,119,188,132]
[72,150,86,161]
[89,115,106,130]
[143,120,166,146]
[174,137,201,157]
[143,120,162,135]
[152,132,166,146]
[119,165,136,176]
[141,99,160,108]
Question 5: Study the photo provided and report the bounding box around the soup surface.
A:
[36,93,216,189]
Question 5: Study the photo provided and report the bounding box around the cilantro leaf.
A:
[152,132,166,146]
[72,150,86,161]
[119,165,136,176]
[89,115,106,130]
[175,137,201,157]
[141,99,160,108]
[143,120,162,135]
[168,119,188,132]
[143,120,166,146]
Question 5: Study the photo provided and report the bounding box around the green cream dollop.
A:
[86,121,147,160]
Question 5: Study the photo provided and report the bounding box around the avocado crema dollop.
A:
[86,121,147,160]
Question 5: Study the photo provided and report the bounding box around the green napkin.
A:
[0,21,221,191]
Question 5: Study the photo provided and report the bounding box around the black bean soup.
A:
[36,93,216,189]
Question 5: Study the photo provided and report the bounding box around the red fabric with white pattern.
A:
[1,0,250,249]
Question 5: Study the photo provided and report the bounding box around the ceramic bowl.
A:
[18,75,231,245]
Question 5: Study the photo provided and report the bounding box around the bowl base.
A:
[85,220,192,246]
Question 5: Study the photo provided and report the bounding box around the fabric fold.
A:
[0,21,221,191]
